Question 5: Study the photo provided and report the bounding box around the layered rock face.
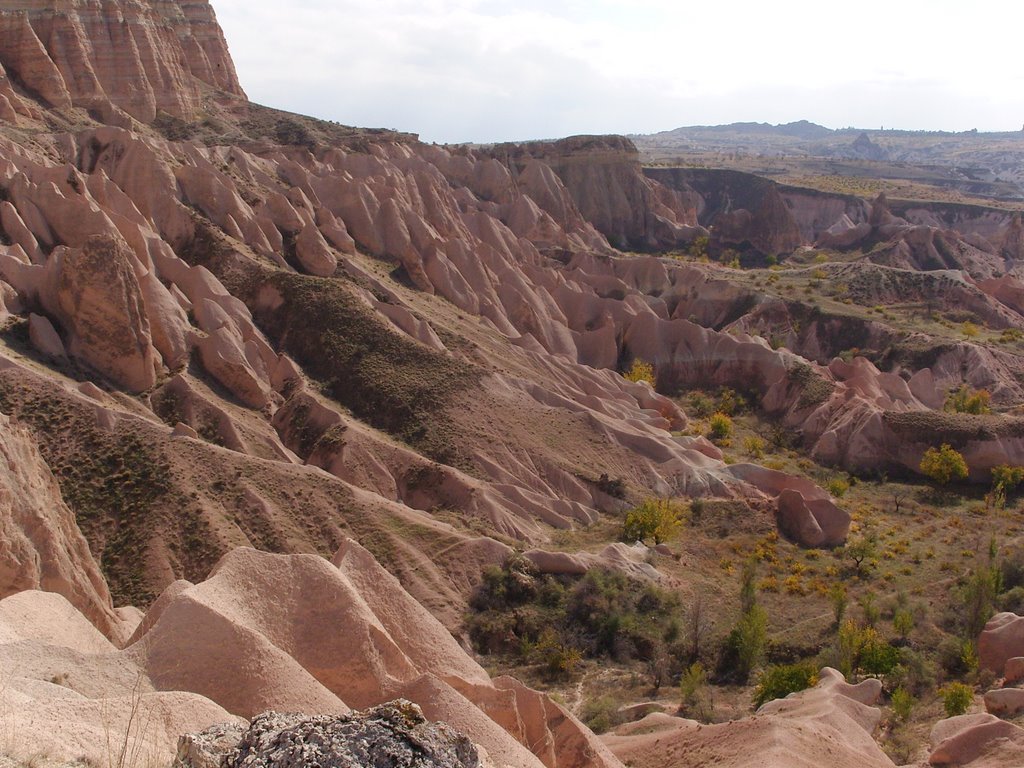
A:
[0,0,244,122]
[496,135,704,251]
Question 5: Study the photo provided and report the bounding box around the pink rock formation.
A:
[929,713,1024,766]
[129,544,621,768]
[0,413,120,638]
[604,668,893,768]
[0,0,244,122]
[55,234,160,391]
[979,612,1024,675]
[0,589,244,766]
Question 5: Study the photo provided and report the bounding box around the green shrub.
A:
[893,608,914,639]
[580,695,623,734]
[834,620,900,676]
[992,464,1024,492]
[625,359,655,385]
[678,662,714,721]
[827,477,850,498]
[944,385,991,415]
[689,392,715,418]
[717,388,747,416]
[709,412,733,441]
[743,436,766,458]
[535,630,582,681]
[920,444,968,486]
[729,605,768,684]
[941,682,974,717]
[890,647,939,696]
[999,585,1024,613]
[753,662,819,708]
[829,582,848,627]
[890,687,914,722]
[622,498,684,545]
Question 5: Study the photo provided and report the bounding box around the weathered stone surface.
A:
[55,234,159,392]
[1005,657,1024,685]
[984,687,1024,718]
[27,312,65,360]
[776,489,851,548]
[0,412,118,638]
[0,0,244,122]
[980,613,1024,676]
[176,704,486,768]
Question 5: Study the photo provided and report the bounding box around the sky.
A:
[213,0,1024,144]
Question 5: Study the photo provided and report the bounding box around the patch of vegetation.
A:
[0,378,172,604]
[884,410,1024,448]
[249,272,481,465]
[466,556,682,682]
[622,498,684,545]
[944,385,992,415]
[920,443,969,486]
[789,362,835,411]
[624,359,655,385]
[753,661,818,708]
[152,111,198,142]
[941,682,973,717]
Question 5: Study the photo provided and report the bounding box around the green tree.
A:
[920,444,968,486]
[891,687,914,722]
[732,605,768,684]
[753,662,818,708]
[843,532,878,577]
[944,385,991,415]
[829,582,848,628]
[678,662,714,721]
[941,682,973,717]
[622,498,683,545]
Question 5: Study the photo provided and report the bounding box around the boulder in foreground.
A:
[176,701,488,768]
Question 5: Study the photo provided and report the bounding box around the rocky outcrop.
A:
[0,413,120,639]
[646,167,803,256]
[929,713,1024,767]
[130,544,622,768]
[176,704,488,768]
[979,612,1024,675]
[603,668,893,768]
[55,234,160,391]
[0,0,244,122]
[496,136,703,250]
[0,589,243,766]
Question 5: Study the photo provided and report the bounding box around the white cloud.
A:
[212,0,1024,143]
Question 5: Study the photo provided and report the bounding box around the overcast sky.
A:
[213,0,1024,144]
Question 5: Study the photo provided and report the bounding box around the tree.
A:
[622,498,683,545]
[753,662,818,708]
[842,532,878,576]
[732,605,768,683]
[829,582,848,628]
[684,594,714,663]
[944,385,991,415]
[941,682,973,717]
[920,444,968,486]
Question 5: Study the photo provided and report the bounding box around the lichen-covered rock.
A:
[176,703,486,768]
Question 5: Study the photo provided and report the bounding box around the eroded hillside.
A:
[3,2,1024,767]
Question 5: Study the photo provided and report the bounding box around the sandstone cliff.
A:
[0,0,244,123]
